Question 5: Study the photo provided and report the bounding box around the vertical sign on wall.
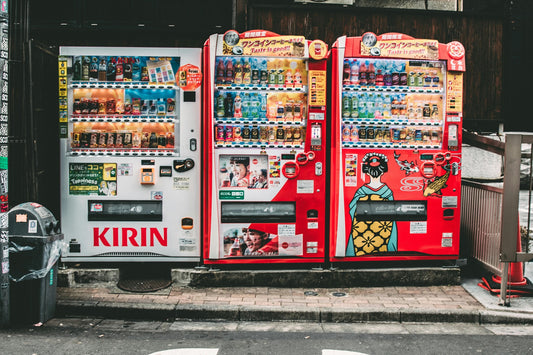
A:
[0,1,9,327]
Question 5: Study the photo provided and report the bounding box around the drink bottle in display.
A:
[89,57,99,81]
[73,58,81,80]
[260,60,268,85]
[82,56,90,81]
[216,59,225,84]
[107,57,116,81]
[233,93,242,118]
[224,92,234,117]
[115,57,124,81]
[216,93,226,118]
[343,61,350,84]
[98,57,107,81]
[342,94,351,118]
[225,59,234,84]
[350,94,359,118]
[350,60,359,85]
[124,57,133,81]
[242,61,251,84]
[234,60,243,84]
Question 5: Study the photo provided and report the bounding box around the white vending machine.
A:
[58,47,202,262]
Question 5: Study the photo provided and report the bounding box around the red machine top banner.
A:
[355,32,466,72]
[219,30,307,58]
[360,32,439,60]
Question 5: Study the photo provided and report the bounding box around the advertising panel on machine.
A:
[203,30,328,264]
[58,47,202,262]
[330,33,465,262]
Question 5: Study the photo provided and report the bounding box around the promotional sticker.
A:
[278,234,303,256]
[28,220,37,234]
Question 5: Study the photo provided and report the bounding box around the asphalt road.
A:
[1,318,533,355]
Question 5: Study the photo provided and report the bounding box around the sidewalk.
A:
[55,267,533,325]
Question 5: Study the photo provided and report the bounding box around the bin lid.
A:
[8,202,62,238]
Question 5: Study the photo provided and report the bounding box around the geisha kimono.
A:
[346,183,398,256]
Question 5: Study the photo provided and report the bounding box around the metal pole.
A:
[499,262,510,306]
[0,2,9,327]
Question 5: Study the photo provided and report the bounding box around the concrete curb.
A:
[55,300,533,325]
[59,267,461,288]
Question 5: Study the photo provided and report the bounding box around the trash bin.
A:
[8,202,63,325]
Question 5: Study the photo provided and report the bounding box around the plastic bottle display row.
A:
[342,124,442,145]
[215,91,306,123]
[215,125,305,146]
[72,89,176,116]
[342,58,444,89]
[215,57,307,88]
[341,93,442,121]
[71,122,175,150]
[71,56,177,84]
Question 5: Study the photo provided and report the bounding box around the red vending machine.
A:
[329,33,465,262]
[203,30,328,264]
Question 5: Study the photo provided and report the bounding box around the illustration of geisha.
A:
[346,153,397,256]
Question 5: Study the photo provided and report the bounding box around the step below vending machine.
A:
[203,30,329,264]
[329,33,465,262]
[58,47,202,262]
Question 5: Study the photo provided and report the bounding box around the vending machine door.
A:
[203,30,329,264]
[58,47,203,262]
[329,33,465,262]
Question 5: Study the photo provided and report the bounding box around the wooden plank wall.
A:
[248,6,503,132]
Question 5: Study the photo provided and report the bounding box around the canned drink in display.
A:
[167,98,176,113]
[72,132,81,148]
[292,127,302,145]
[358,127,367,141]
[259,126,268,143]
[431,104,439,119]
[383,128,391,142]
[124,132,132,148]
[242,125,251,142]
[342,125,351,142]
[166,133,175,148]
[414,129,422,143]
[233,125,243,142]
[80,132,90,148]
[284,100,294,122]
[73,99,81,114]
[366,127,375,141]
[350,125,359,142]
[431,130,441,143]
[285,126,293,144]
[115,132,124,148]
[98,100,107,114]
[98,132,107,148]
[89,131,99,148]
[293,101,302,122]
[268,126,276,143]
[106,99,116,114]
[132,132,141,148]
[225,125,234,144]
[406,128,416,143]
[107,132,116,148]
[251,126,260,142]
[141,132,149,148]
[90,99,99,114]
[157,133,167,148]
[392,128,400,142]
[375,128,383,142]
[423,103,431,118]
[216,125,225,144]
